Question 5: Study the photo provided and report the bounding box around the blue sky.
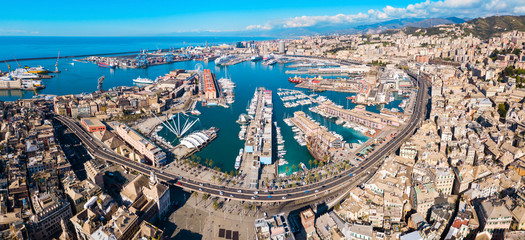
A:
[0,0,524,36]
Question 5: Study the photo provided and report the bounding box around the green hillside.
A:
[463,15,525,39]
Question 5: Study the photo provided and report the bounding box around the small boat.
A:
[190,110,201,116]
[300,163,308,171]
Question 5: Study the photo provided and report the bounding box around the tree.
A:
[292,164,296,172]
[212,200,220,210]
[285,166,290,173]
[498,103,508,118]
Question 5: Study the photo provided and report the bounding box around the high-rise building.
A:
[279,40,285,54]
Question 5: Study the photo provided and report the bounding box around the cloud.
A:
[245,0,525,31]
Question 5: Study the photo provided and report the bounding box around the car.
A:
[268,195,272,198]
[230,194,234,197]
[199,188,202,191]
[219,191,224,195]
[199,183,203,186]
[160,170,164,173]
[305,190,309,193]
[282,196,286,199]
[237,190,242,193]
[219,186,225,189]
[315,190,319,193]
[349,173,353,177]
[254,191,258,194]
[251,197,255,200]
[177,182,182,186]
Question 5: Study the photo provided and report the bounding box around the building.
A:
[412,183,438,216]
[279,41,285,54]
[300,208,316,239]
[477,200,512,233]
[81,117,107,133]
[254,213,295,240]
[132,221,164,240]
[112,122,167,167]
[203,69,217,100]
[27,193,73,239]
[434,168,455,195]
[318,103,399,130]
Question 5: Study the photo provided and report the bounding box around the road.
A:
[54,71,428,203]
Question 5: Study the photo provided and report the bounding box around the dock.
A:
[238,87,275,189]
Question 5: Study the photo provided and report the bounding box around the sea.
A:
[0,36,403,174]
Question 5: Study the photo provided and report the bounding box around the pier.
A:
[238,87,275,189]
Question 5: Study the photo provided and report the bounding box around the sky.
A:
[0,0,524,36]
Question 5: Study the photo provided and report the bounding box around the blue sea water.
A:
[0,36,270,60]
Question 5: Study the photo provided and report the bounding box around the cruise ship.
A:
[133,76,155,84]
[8,68,39,79]
[215,55,237,65]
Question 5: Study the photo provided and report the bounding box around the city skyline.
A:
[1,0,524,36]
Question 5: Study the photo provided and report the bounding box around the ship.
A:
[263,54,274,61]
[288,76,304,84]
[251,55,263,61]
[8,69,39,79]
[25,66,48,74]
[133,76,155,84]
[215,55,237,65]
[97,62,116,68]
[234,148,243,170]
[262,59,277,65]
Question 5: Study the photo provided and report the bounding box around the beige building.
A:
[112,122,166,166]
[478,200,512,233]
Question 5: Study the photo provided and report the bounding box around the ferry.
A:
[133,76,155,84]
[97,62,116,68]
[25,66,48,74]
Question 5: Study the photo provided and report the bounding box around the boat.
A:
[300,163,308,171]
[235,148,243,170]
[97,62,116,68]
[278,159,288,166]
[8,68,39,79]
[133,76,155,84]
[190,110,201,116]
[25,66,48,74]
[251,55,263,61]
[215,55,237,65]
[262,59,277,65]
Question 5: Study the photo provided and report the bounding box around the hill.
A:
[463,15,525,39]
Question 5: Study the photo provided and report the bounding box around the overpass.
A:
[55,70,428,203]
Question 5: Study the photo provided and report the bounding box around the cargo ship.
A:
[97,62,116,68]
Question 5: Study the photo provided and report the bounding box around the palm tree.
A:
[285,166,290,173]
[212,200,220,210]
[192,191,199,205]
[292,164,296,172]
